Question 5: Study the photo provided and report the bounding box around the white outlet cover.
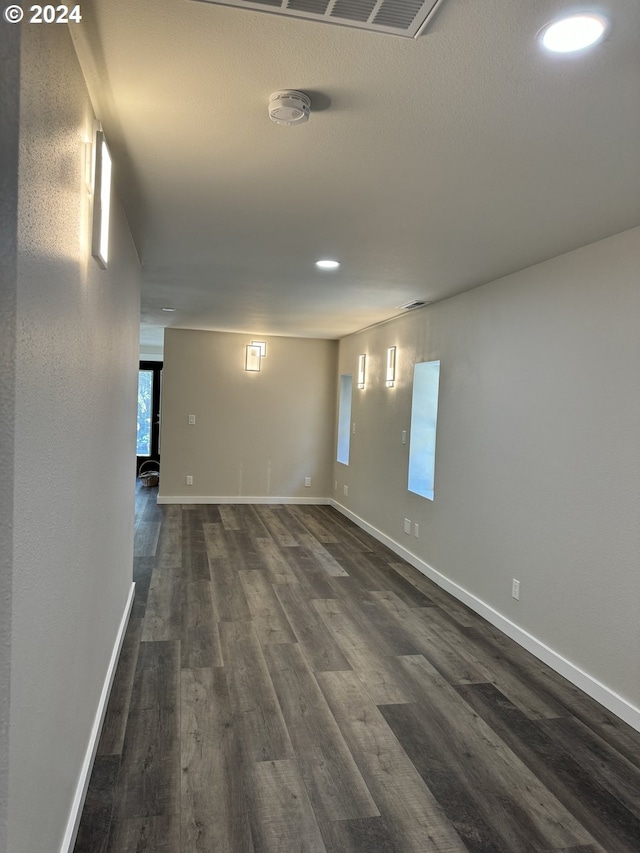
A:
[304,477,311,487]
[404,518,411,534]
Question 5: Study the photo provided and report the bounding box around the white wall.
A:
[334,228,640,724]
[3,23,141,853]
[160,329,337,501]
[139,344,164,362]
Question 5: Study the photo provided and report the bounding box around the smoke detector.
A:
[269,91,311,126]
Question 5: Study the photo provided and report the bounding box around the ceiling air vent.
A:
[398,299,428,310]
[190,0,445,38]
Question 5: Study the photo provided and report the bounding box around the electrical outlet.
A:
[188,414,195,425]
[404,518,411,534]
[334,480,337,491]
[512,579,520,600]
[414,522,419,537]
[343,485,349,497]
[186,475,193,485]
[304,477,311,487]
[352,422,356,434]
[402,430,407,445]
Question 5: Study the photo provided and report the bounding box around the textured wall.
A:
[0,22,20,853]
[335,228,640,712]
[6,23,141,853]
[160,329,337,500]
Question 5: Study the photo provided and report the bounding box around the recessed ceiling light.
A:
[540,13,608,53]
[316,259,340,270]
[162,307,176,312]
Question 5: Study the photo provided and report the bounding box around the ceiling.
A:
[70,0,640,349]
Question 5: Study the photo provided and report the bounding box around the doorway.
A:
[136,360,163,474]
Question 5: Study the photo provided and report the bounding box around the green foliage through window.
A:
[137,370,153,456]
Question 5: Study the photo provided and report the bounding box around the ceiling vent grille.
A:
[398,299,428,310]
[190,0,444,38]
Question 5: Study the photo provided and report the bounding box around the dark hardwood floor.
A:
[74,485,640,852]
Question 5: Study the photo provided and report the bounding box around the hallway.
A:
[74,489,640,851]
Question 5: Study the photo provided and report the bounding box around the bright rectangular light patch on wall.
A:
[408,360,441,500]
[91,131,112,268]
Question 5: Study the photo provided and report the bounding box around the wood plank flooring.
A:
[74,487,640,852]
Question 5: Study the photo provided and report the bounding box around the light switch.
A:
[402,430,407,444]
[188,414,196,425]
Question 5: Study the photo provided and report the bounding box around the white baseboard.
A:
[60,582,136,853]
[157,494,331,505]
[331,500,640,733]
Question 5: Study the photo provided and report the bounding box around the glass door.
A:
[137,360,162,474]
